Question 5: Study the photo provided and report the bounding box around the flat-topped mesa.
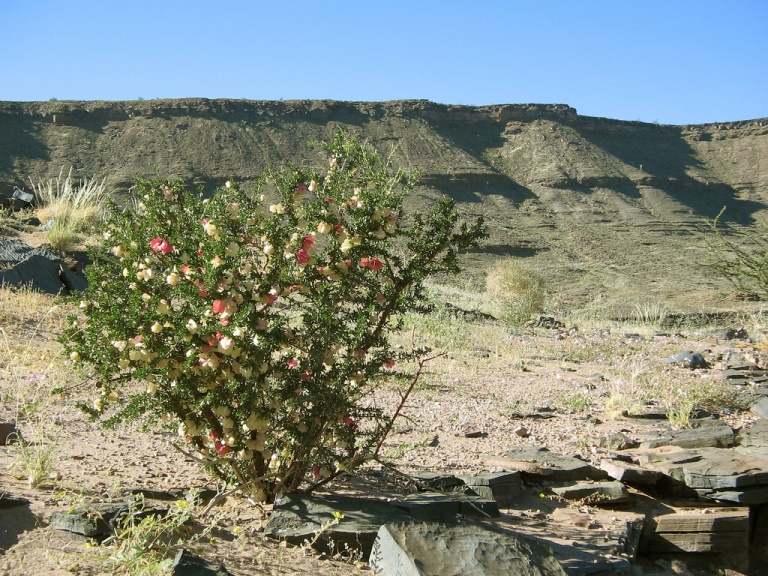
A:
[0,98,579,126]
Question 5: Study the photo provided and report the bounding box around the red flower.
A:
[286,357,299,369]
[296,248,310,264]
[150,238,173,254]
[360,257,383,271]
[214,440,230,455]
[212,300,226,314]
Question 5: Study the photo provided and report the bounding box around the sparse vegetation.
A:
[704,210,768,300]
[486,259,545,327]
[30,167,109,252]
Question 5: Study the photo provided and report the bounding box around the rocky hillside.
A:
[2,98,767,311]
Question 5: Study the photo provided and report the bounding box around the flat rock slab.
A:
[639,420,734,450]
[369,522,567,576]
[497,448,608,483]
[739,418,768,448]
[599,458,664,486]
[393,493,500,522]
[410,472,465,492]
[550,481,630,505]
[458,471,523,508]
[265,493,413,556]
[634,447,768,503]
[643,509,749,554]
[50,500,166,538]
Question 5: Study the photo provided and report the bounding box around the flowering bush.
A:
[63,131,485,502]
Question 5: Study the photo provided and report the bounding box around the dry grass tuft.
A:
[30,167,109,252]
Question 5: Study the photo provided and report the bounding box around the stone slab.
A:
[651,510,749,533]
[49,500,166,538]
[392,493,500,522]
[499,448,608,483]
[739,418,768,448]
[0,254,65,294]
[599,458,664,486]
[639,420,734,450]
[458,471,523,508]
[409,472,465,492]
[264,493,412,556]
[368,522,567,576]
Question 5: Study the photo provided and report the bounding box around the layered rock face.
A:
[2,98,766,308]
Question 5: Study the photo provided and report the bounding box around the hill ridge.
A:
[1,98,767,310]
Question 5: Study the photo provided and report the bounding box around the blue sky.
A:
[1,1,766,125]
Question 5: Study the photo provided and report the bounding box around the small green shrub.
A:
[486,259,545,326]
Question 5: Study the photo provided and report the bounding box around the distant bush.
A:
[486,259,545,326]
[62,131,485,502]
[704,209,768,300]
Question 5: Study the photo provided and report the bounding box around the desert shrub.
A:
[62,131,485,502]
[704,210,768,300]
[486,259,545,326]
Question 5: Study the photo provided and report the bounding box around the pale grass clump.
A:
[486,259,545,327]
[31,167,109,252]
[631,301,670,328]
[8,434,58,487]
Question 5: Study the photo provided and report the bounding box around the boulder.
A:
[664,350,709,369]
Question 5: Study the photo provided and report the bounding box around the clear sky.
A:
[1,1,766,125]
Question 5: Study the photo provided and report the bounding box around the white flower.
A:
[166,272,180,286]
[213,405,231,417]
[317,221,332,234]
[269,203,285,214]
[203,220,219,236]
[151,322,163,333]
[186,319,198,333]
[225,242,240,257]
[263,243,275,256]
[69,351,80,361]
